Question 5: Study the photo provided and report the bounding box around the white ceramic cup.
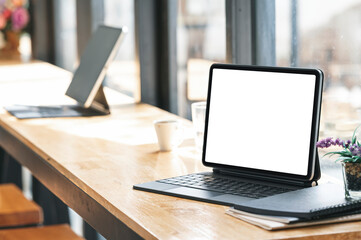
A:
[154,120,183,152]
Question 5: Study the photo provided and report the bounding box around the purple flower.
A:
[317,137,349,149]
[350,145,355,151]
[317,137,337,148]
[11,7,29,31]
[317,135,361,160]
[317,126,361,162]
[350,145,358,155]
[316,138,327,148]
[335,138,344,147]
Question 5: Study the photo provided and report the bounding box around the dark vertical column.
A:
[158,0,178,113]
[32,177,70,225]
[76,0,105,57]
[135,0,178,114]
[29,0,56,63]
[253,0,276,66]
[226,0,252,64]
[0,150,22,189]
[226,0,276,66]
[290,0,298,67]
[134,0,157,107]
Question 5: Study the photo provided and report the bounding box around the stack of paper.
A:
[226,207,361,230]
[225,184,361,230]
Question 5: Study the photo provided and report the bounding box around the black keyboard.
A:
[157,173,297,199]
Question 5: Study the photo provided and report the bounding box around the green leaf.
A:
[351,156,361,163]
[323,149,353,160]
[340,150,352,155]
[335,156,353,162]
[323,152,338,158]
[324,151,344,156]
[352,124,361,145]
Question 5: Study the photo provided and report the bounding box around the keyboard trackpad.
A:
[167,187,222,198]
[212,194,254,205]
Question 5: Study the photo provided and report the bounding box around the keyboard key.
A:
[156,173,297,198]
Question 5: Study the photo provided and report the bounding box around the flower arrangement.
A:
[0,0,29,33]
[318,126,361,199]
[316,126,361,163]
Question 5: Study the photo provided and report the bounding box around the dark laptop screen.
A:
[203,65,323,180]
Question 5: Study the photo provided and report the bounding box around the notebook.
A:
[133,64,324,206]
[226,207,361,230]
[232,183,361,219]
[5,25,127,119]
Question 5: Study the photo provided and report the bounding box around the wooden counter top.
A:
[0,62,360,239]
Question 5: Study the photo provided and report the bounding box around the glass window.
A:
[104,0,140,102]
[54,0,77,71]
[276,0,361,179]
[177,0,226,118]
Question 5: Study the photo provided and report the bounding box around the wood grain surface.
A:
[0,184,42,227]
[0,62,360,239]
[0,224,84,240]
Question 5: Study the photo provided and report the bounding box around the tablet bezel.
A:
[202,64,324,182]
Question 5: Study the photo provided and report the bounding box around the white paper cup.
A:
[154,120,183,151]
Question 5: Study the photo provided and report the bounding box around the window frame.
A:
[225,0,276,66]
[30,0,277,114]
[135,0,178,113]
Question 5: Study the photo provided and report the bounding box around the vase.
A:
[0,30,21,59]
[342,162,361,199]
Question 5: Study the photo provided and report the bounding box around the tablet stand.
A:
[90,85,110,114]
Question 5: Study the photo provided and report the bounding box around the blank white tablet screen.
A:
[204,68,316,176]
